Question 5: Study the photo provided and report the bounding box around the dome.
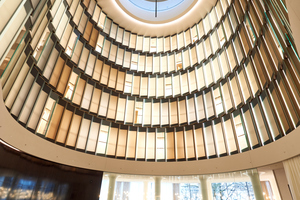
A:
[1,0,300,199]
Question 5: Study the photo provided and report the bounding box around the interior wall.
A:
[273,168,293,200]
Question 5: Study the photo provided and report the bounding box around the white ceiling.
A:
[97,0,217,37]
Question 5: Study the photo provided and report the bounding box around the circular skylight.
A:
[129,0,185,12]
[116,0,196,23]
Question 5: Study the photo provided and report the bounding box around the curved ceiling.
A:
[97,0,217,36]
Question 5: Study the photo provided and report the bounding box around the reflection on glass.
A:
[134,101,143,124]
[65,82,74,100]
[33,30,50,59]
[36,98,55,135]
[176,53,182,70]
[0,174,68,200]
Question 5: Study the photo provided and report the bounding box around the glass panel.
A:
[116,127,127,157]
[204,122,216,157]
[242,105,260,148]
[191,25,198,43]
[124,72,133,94]
[156,129,165,160]
[98,89,110,117]
[185,127,195,159]
[229,74,242,107]
[196,65,205,90]
[137,35,143,51]
[185,29,191,46]
[173,73,180,96]
[144,100,152,126]
[116,27,124,43]
[260,92,281,140]
[181,72,188,95]
[188,96,196,123]
[203,61,213,87]
[165,75,172,97]
[179,98,187,125]
[176,52,183,70]
[36,97,56,135]
[178,32,184,49]
[213,85,224,116]
[189,69,197,93]
[219,49,230,76]
[116,71,125,92]
[166,129,175,160]
[176,128,185,160]
[171,35,177,51]
[196,93,205,122]
[204,89,215,119]
[134,99,143,125]
[147,129,155,160]
[251,99,271,144]
[107,93,117,120]
[116,96,126,122]
[125,97,134,124]
[138,54,146,72]
[152,99,160,126]
[221,80,233,111]
[194,124,205,158]
[157,75,164,98]
[129,34,137,49]
[86,120,100,153]
[126,127,137,159]
[168,53,175,72]
[76,117,90,150]
[183,49,190,69]
[170,100,178,125]
[161,100,169,126]
[144,37,150,52]
[131,53,138,71]
[132,74,140,96]
[237,67,251,102]
[137,128,146,160]
[164,36,170,52]
[211,56,221,82]
[213,119,227,156]
[222,115,238,154]
[150,38,157,53]
[140,75,148,97]
[233,111,249,152]
[106,125,118,156]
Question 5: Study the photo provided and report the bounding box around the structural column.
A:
[199,175,209,200]
[283,155,300,199]
[248,170,264,200]
[107,174,117,200]
[144,181,149,200]
[155,176,161,200]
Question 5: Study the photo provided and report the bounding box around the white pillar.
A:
[107,174,117,200]
[144,181,149,200]
[155,176,161,200]
[248,171,264,200]
[199,175,209,200]
[283,155,300,199]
